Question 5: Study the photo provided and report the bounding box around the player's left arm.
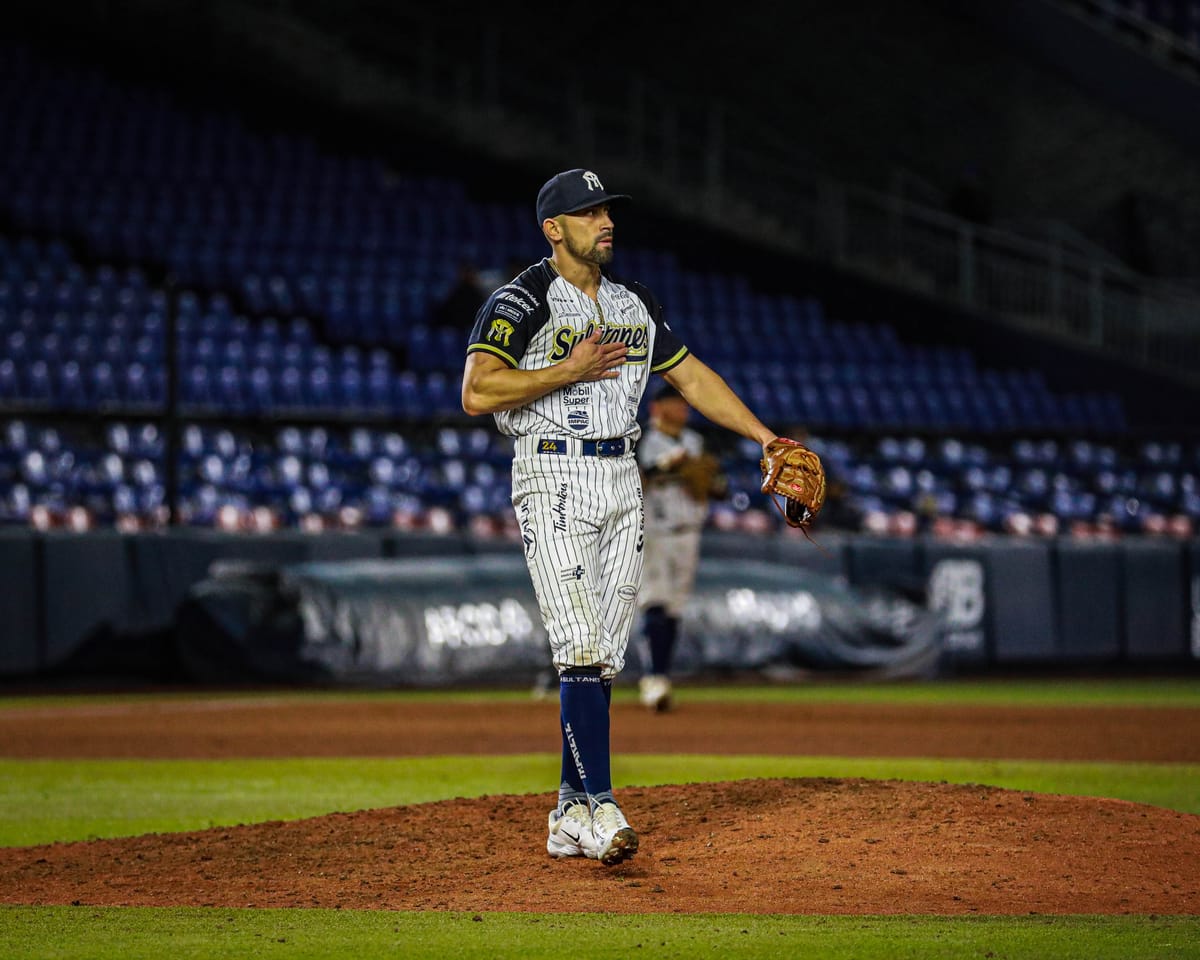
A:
[663,354,776,449]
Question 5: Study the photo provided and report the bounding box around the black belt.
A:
[538,438,632,457]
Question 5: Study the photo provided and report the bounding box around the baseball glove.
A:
[760,437,826,530]
[675,452,727,502]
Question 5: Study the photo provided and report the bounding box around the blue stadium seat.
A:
[4,330,29,367]
[185,364,214,407]
[248,366,274,412]
[307,366,334,408]
[393,370,425,417]
[58,360,87,409]
[216,366,244,411]
[26,359,54,404]
[338,366,364,408]
[365,368,392,412]
[424,371,454,414]
[277,366,305,408]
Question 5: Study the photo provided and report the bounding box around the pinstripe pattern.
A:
[499,272,652,440]
[467,258,689,677]
[512,450,645,676]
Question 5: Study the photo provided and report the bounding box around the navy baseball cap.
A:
[536,168,631,224]
[652,382,684,402]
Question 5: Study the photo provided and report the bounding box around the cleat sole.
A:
[599,828,639,865]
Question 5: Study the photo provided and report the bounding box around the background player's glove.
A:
[760,437,826,530]
[675,452,728,502]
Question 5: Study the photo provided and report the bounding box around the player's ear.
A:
[542,216,563,243]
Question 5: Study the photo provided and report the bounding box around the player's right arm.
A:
[462,331,627,415]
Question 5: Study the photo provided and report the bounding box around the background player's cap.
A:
[537,168,631,224]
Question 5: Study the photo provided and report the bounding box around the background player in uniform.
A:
[461,168,780,867]
[636,383,728,712]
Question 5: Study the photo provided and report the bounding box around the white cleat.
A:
[547,801,599,859]
[638,674,673,713]
[591,801,639,866]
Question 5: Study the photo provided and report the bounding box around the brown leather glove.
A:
[760,437,826,528]
[675,452,726,502]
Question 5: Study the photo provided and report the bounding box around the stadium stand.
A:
[0,31,1195,542]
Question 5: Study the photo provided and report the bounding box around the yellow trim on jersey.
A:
[467,342,518,367]
[650,346,690,373]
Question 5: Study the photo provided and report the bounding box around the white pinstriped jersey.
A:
[466,259,689,440]
[465,258,689,677]
[638,425,710,534]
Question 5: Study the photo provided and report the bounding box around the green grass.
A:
[3,676,1198,710]
[1,907,1197,959]
[661,676,1200,707]
[2,681,1197,957]
[1,754,1196,847]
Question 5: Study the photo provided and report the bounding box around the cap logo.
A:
[582,171,604,191]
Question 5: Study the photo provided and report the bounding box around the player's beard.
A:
[564,230,613,266]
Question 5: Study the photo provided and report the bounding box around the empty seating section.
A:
[0,41,1177,537]
[2,418,1195,536]
[0,418,516,534]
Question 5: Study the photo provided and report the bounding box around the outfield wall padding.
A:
[1121,539,1188,661]
[173,554,944,687]
[1189,542,1200,661]
[0,528,39,674]
[1054,540,1123,661]
[40,530,130,669]
[2,530,1198,682]
[985,541,1058,662]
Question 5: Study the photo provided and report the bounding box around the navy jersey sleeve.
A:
[466,282,541,367]
[651,320,689,373]
[626,279,689,373]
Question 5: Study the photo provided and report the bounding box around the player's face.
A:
[560,204,615,265]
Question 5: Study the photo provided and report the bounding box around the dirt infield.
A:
[2,694,1199,915]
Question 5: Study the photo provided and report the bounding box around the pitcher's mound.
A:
[3,778,1198,915]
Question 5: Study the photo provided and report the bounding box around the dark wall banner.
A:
[985,541,1058,663]
[41,530,130,669]
[846,538,922,596]
[0,529,38,675]
[1121,540,1188,661]
[9,530,1198,684]
[707,530,850,581]
[1190,542,1200,662]
[1055,540,1122,662]
[174,554,945,687]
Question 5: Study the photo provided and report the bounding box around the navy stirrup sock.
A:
[559,667,613,803]
[643,605,678,675]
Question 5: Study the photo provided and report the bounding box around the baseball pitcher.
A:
[462,168,782,868]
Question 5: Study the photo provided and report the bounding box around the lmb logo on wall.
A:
[928,559,985,654]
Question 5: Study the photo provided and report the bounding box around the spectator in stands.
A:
[430,260,488,330]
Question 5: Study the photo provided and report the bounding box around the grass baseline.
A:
[0,754,1196,847]
[1,907,1197,960]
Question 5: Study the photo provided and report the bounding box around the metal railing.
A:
[1060,0,1200,82]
